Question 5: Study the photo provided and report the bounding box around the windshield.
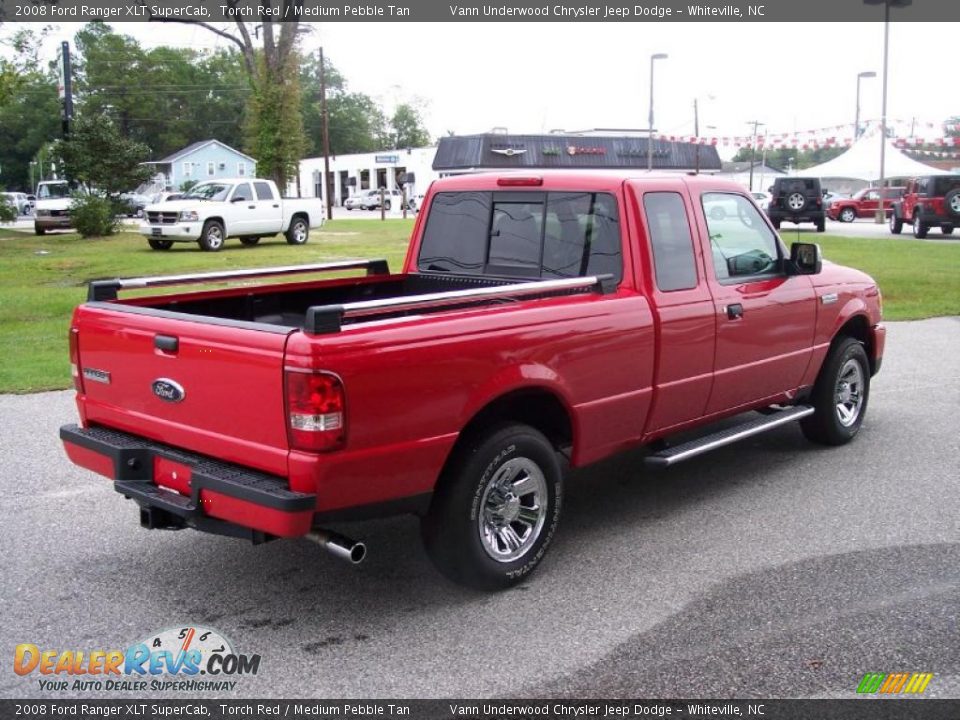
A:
[38,183,70,199]
[183,182,231,201]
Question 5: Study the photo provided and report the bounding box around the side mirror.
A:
[790,242,822,275]
[230,196,246,203]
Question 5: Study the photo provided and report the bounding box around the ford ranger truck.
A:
[61,172,885,590]
[140,178,325,252]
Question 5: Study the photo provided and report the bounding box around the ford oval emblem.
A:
[152,378,185,403]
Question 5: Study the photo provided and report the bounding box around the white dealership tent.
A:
[803,130,947,182]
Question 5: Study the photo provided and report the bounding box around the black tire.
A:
[421,423,563,591]
[285,216,309,245]
[771,218,781,230]
[801,337,871,446]
[941,225,954,236]
[199,220,226,252]
[912,214,928,239]
[945,189,960,218]
[34,225,45,236]
[383,200,392,211]
[239,236,260,246]
[839,207,856,223]
[815,217,826,233]
[148,238,174,250]
[889,211,903,235]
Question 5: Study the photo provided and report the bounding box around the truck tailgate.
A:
[74,305,293,477]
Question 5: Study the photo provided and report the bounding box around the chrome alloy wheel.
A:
[950,194,960,214]
[787,192,806,211]
[835,358,865,427]
[292,221,307,243]
[205,225,224,249]
[477,457,548,563]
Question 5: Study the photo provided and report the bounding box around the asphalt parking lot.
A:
[1,318,958,700]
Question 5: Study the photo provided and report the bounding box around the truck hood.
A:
[144,200,211,213]
[35,198,73,211]
[814,259,876,288]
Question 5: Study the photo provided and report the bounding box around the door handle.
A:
[272,204,280,208]
[247,205,256,209]
[726,303,744,319]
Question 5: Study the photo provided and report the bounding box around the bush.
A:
[71,193,118,238]
[0,195,16,222]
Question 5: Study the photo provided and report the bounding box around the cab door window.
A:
[702,192,781,281]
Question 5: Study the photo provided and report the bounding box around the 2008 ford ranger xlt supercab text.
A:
[60,172,885,590]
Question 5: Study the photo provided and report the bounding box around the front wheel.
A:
[815,218,826,233]
[839,207,856,223]
[889,212,903,234]
[285,217,309,245]
[421,423,562,590]
[383,200,392,211]
[801,337,871,446]
[199,220,225,251]
[34,225,46,236]
[941,224,954,236]
[148,238,174,250]
[913,215,929,239]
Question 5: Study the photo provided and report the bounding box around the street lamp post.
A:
[746,119,765,192]
[855,70,877,139]
[647,53,668,171]
[864,0,912,222]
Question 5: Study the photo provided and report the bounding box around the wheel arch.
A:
[442,386,576,477]
[832,313,876,375]
[203,216,226,233]
[289,211,309,228]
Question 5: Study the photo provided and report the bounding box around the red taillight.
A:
[69,327,84,393]
[497,176,543,187]
[285,370,346,452]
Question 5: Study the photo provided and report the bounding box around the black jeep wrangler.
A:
[766,177,826,232]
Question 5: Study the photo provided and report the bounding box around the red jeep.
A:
[889,175,960,238]
[828,186,905,223]
[60,172,885,590]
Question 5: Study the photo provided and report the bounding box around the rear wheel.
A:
[383,200,392,211]
[239,236,260,246]
[801,337,871,446]
[941,224,954,236]
[945,189,960,218]
[148,238,174,250]
[839,207,856,223]
[421,423,562,590]
[815,218,826,233]
[912,214,929,239]
[771,218,781,230]
[889,211,903,234]
[285,217,309,245]
[199,220,225,251]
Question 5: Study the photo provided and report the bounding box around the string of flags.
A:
[663,119,960,150]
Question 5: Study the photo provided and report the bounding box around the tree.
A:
[390,102,431,149]
[153,10,308,189]
[731,145,844,171]
[56,113,152,195]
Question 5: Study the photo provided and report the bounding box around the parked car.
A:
[119,192,152,218]
[751,191,771,211]
[766,177,826,232]
[139,178,325,251]
[33,180,74,235]
[889,174,960,238]
[150,192,184,204]
[827,187,905,223]
[61,171,884,590]
[344,188,402,211]
[2,191,35,215]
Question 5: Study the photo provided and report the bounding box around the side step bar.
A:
[644,406,815,467]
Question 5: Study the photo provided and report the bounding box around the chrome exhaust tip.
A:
[306,529,367,565]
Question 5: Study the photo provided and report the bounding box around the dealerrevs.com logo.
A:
[14,626,261,693]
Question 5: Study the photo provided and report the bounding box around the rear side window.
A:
[643,192,697,292]
[418,191,622,282]
[254,181,275,200]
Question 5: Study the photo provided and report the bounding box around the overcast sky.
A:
[8,21,959,155]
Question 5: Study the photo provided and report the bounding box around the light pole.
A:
[854,71,876,139]
[746,119,765,192]
[647,53,668,171]
[319,47,333,220]
[864,0,912,222]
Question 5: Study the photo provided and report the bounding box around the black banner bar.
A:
[0,0,957,23]
[2,700,960,720]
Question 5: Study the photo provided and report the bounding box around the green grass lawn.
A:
[0,225,956,393]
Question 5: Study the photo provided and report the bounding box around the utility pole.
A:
[693,98,700,174]
[59,42,73,140]
[746,119,764,192]
[319,47,333,220]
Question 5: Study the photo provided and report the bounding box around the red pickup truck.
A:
[60,172,885,590]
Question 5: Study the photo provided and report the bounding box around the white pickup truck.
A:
[140,178,325,251]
